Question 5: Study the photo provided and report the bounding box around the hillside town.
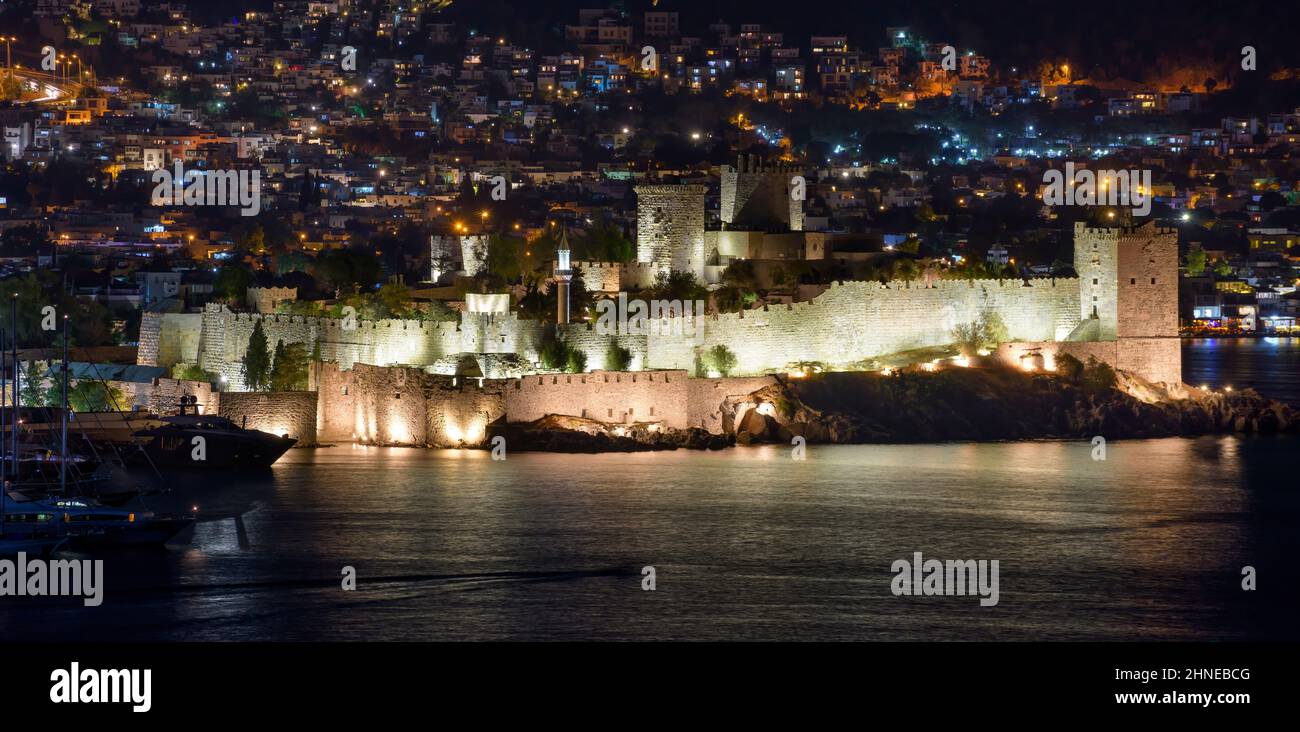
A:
[1,0,1299,431]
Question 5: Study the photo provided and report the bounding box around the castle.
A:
[135,178,1180,445]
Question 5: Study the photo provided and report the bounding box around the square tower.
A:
[1116,225,1179,338]
[1073,223,1119,340]
[635,184,706,280]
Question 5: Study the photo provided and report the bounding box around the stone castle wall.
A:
[996,337,1181,385]
[137,312,201,368]
[570,261,661,293]
[192,305,546,391]
[645,277,1081,374]
[558,322,650,372]
[246,286,297,314]
[317,363,507,447]
[217,390,318,445]
[314,363,771,446]
[504,370,689,428]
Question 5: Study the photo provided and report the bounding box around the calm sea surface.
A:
[0,339,1296,641]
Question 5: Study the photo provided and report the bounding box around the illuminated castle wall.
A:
[154,305,547,390]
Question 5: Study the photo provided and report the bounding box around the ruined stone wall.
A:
[503,370,689,428]
[635,184,706,279]
[688,376,778,433]
[646,278,1081,374]
[217,391,318,445]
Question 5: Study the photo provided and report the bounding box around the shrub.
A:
[605,340,632,371]
[539,337,569,370]
[1054,352,1084,381]
[1082,356,1117,393]
[704,344,738,377]
[565,348,587,374]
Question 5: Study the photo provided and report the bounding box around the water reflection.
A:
[3,433,1293,641]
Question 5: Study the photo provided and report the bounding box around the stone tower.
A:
[1073,223,1120,339]
[635,184,706,281]
[720,155,804,232]
[1073,221,1181,383]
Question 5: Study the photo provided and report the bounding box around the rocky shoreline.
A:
[490,364,1298,452]
[488,414,733,453]
[726,367,1299,445]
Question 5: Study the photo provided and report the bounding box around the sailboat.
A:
[1,304,66,556]
[1,305,193,551]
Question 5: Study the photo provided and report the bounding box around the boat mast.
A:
[10,293,17,491]
[2,326,7,489]
[1,325,5,537]
[61,314,68,493]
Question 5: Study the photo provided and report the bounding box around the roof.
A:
[52,362,170,384]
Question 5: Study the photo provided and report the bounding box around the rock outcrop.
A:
[724,366,1298,445]
[488,414,733,453]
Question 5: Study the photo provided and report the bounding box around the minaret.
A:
[554,227,573,325]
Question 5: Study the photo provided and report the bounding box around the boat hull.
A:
[131,432,296,470]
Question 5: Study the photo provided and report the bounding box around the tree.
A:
[704,344,738,376]
[241,320,273,391]
[605,340,632,371]
[214,265,255,304]
[647,269,707,302]
[66,381,127,412]
[173,363,213,382]
[270,341,310,391]
[1213,259,1233,277]
[1082,356,1118,394]
[951,310,1010,355]
[565,348,588,374]
[1185,243,1207,277]
[539,335,569,370]
[20,361,47,406]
